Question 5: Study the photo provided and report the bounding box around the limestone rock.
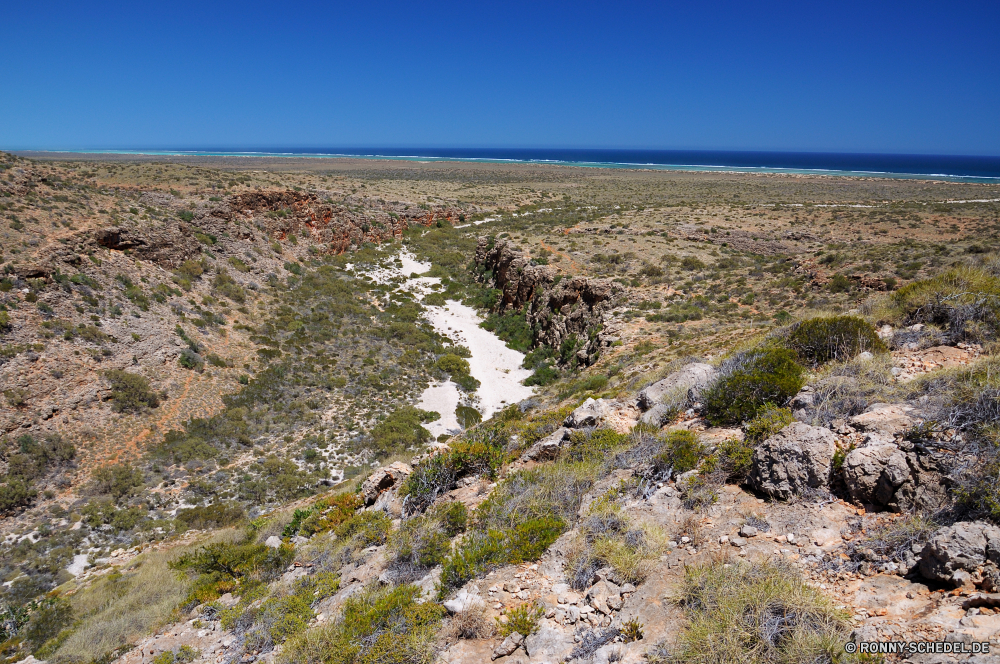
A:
[264,536,282,549]
[520,427,570,462]
[565,398,615,428]
[361,461,412,505]
[640,403,676,427]
[442,589,482,614]
[842,443,911,507]
[746,422,837,499]
[523,626,574,660]
[637,363,716,410]
[492,632,525,659]
[919,522,1000,586]
[850,404,916,436]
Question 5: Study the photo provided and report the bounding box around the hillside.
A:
[2,151,1000,663]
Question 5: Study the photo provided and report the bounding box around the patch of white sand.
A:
[424,301,535,421]
[417,380,462,437]
[66,553,90,577]
[352,250,535,433]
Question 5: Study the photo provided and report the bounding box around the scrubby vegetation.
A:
[278,584,445,664]
[661,560,853,664]
[702,348,805,426]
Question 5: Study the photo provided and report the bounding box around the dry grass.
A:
[659,558,854,664]
[446,600,496,640]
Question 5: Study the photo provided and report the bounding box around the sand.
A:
[357,250,535,437]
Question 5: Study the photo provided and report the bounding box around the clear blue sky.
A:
[3,0,998,155]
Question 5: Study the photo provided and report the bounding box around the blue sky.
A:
[2,0,998,154]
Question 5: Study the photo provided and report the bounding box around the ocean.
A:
[45,148,1000,183]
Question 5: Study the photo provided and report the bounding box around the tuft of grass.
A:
[566,488,666,590]
[661,559,854,664]
[46,542,206,663]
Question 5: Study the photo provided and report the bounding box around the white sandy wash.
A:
[351,250,535,438]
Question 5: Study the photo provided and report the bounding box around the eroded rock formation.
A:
[474,237,623,366]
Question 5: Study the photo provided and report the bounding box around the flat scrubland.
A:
[1,151,999,664]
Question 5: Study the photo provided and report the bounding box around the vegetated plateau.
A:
[1,150,1000,663]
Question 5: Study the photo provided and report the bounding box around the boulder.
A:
[565,398,615,428]
[264,535,282,549]
[919,522,1000,587]
[637,363,716,410]
[746,423,837,499]
[492,632,525,659]
[520,427,571,462]
[639,403,676,427]
[360,461,412,505]
[842,443,912,507]
[442,589,482,614]
[850,404,916,436]
[524,625,574,660]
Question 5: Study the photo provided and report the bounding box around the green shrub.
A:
[439,463,593,595]
[278,584,444,664]
[178,348,205,371]
[285,493,362,538]
[497,601,544,637]
[783,315,887,366]
[661,560,853,664]
[368,406,437,458]
[712,437,755,481]
[827,273,851,293]
[563,428,631,463]
[702,348,805,426]
[175,503,245,530]
[105,369,160,412]
[653,429,706,474]
[743,404,794,445]
[91,463,145,501]
[884,265,1000,341]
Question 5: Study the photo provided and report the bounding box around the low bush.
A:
[368,406,437,459]
[386,502,467,582]
[105,369,161,412]
[880,265,1000,342]
[439,463,593,595]
[782,315,887,366]
[652,429,706,474]
[743,404,794,445]
[175,502,245,531]
[566,489,664,590]
[702,348,805,426]
[497,601,544,637]
[660,559,853,664]
[171,538,294,603]
[278,584,445,664]
[284,493,362,538]
[91,463,145,501]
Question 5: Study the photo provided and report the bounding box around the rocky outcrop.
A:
[565,398,615,428]
[227,190,469,254]
[474,237,623,366]
[918,522,1000,588]
[360,462,412,505]
[637,363,716,410]
[849,404,917,437]
[520,427,571,462]
[842,444,912,507]
[746,423,837,499]
[93,223,202,268]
